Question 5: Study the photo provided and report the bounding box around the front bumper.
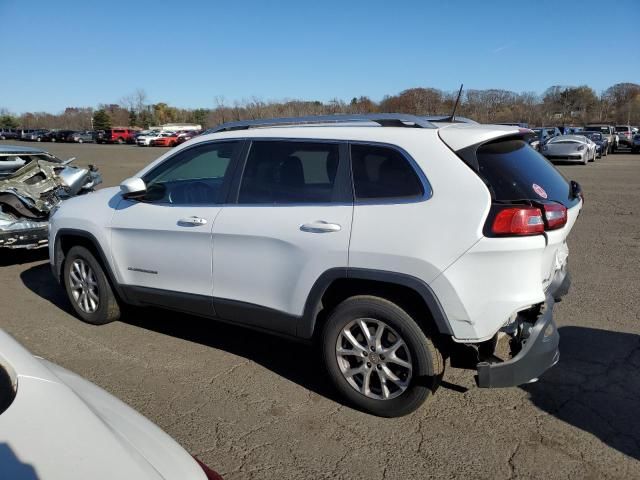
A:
[476,268,569,388]
[0,226,48,249]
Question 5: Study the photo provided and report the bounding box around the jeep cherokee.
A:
[49,114,582,417]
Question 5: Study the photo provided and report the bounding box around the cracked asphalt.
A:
[1,141,639,479]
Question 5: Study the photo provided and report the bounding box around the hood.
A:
[0,330,207,480]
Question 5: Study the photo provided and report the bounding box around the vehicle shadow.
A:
[19,262,342,404]
[0,443,39,479]
[522,326,640,461]
[0,248,48,267]
[121,305,345,404]
[19,263,72,314]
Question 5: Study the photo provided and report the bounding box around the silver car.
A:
[542,135,596,165]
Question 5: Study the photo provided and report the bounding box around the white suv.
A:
[49,114,582,417]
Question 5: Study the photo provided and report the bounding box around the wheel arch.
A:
[299,268,454,340]
[53,229,128,302]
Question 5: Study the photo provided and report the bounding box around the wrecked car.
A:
[0,145,101,249]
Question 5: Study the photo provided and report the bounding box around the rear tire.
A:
[63,246,121,325]
[322,295,444,417]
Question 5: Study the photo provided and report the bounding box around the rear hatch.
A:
[474,138,581,290]
[440,128,582,291]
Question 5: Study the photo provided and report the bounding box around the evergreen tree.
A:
[92,109,112,130]
[128,109,138,127]
[0,115,18,128]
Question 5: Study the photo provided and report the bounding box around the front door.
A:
[110,141,243,309]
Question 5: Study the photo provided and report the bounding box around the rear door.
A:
[475,139,582,289]
[211,139,352,335]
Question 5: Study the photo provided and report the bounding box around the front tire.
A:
[322,296,444,417]
[63,246,121,325]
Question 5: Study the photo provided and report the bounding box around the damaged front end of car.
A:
[0,149,101,249]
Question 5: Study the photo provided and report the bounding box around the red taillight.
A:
[492,207,545,236]
[193,457,224,480]
[542,203,567,230]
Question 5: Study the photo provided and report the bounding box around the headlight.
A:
[577,145,585,151]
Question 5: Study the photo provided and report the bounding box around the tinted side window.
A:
[238,141,339,204]
[350,144,424,200]
[142,141,240,204]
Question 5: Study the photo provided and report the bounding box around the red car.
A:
[97,128,137,144]
[151,132,179,147]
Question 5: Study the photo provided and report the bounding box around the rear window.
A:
[615,126,630,132]
[476,139,578,207]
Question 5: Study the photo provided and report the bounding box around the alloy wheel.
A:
[69,259,100,313]
[336,318,413,400]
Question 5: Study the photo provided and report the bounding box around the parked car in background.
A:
[50,129,76,142]
[70,131,96,143]
[50,114,583,417]
[0,129,19,140]
[542,134,596,164]
[583,124,617,153]
[0,329,223,480]
[22,129,50,142]
[632,133,640,154]
[136,130,163,146]
[97,128,137,144]
[176,130,201,145]
[18,129,35,140]
[579,131,608,158]
[529,127,561,150]
[0,145,102,249]
[150,132,179,147]
[615,125,636,148]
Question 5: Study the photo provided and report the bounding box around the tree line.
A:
[2,83,639,131]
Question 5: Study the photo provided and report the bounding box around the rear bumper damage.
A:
[476,267,569,388]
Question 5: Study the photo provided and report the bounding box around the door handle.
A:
[300,221,341,233]
[178,216,208,226]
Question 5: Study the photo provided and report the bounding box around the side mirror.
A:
[120,177,147,200]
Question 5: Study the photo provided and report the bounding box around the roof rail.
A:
[209,114,436,133]
[423,115,479,125]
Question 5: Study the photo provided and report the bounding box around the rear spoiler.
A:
[438,125,529,170]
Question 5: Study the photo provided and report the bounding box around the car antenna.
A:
[447,84,464,123]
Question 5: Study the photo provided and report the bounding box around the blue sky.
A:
[1,0,638,113]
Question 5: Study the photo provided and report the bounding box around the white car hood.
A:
[0,331,206,480]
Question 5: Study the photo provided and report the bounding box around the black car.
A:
[51,130,76,142]
[0,129,19,140]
